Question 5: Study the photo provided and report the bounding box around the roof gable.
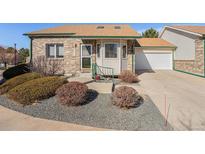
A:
[171,26,205,35]
[159,25,205,38]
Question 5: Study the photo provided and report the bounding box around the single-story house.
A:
[160,26,205,77]
[24,24,141,76]
[24,24,205,78]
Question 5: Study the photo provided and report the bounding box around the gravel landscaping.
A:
[0,93,173,130]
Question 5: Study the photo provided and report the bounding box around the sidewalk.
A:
[0,105,106,131]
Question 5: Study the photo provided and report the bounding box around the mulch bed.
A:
[0,93,173,131]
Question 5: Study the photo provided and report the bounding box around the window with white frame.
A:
[81,44,92,68]
[96,44,100,58]
[105,44,118,58]
[46,44,64,58]
[122,44,127,58]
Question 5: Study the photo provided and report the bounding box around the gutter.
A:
[23,33,76,36]
[24,34,142,39]
[134,46,177,50]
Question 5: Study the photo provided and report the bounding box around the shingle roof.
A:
[137,38,176,48]
[25,24,140,37]
[169,25,205,36]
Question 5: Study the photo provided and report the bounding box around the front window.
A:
[56,44,64,58]
[46,44,55,58]
[105,44,118,58]
[96,44,100,58]
[46,44,64,58]
[82,45,91,56]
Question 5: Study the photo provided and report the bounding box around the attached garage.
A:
[135,38,176,71]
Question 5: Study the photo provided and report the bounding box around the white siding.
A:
[121,59,127,71]
[96,40,128,75]
[161,28,199,60]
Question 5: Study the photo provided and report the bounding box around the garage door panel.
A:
[135,52,172,70]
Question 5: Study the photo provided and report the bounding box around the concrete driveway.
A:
[135,70,205,130]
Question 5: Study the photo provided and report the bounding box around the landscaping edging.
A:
[0,94,173,130]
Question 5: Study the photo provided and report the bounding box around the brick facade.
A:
[32,37,135,75]
[174,39,204,76]
[32,38,82,75]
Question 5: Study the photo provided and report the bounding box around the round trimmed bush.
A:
[0,72,42,95]
[56,81,88,106]
[112,86,143,109]
[8,76,68,105]
[119,70,139,83]
[3,64,30,80]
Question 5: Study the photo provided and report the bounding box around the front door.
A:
[81,44,92,69]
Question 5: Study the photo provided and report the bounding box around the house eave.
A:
[24,33,141,39]
[134,46,177,50]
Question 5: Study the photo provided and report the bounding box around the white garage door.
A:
[135,52,173,70]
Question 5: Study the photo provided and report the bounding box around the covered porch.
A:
[80,39,136,76]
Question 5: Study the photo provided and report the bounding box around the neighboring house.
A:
[160,26,205,77]
[24,24,141,75]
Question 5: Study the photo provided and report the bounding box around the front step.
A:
[79,73,92,78]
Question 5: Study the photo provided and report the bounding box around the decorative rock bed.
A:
[0,93,173,131]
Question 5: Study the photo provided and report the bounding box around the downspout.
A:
[172,48,175,70]
[119,39,122,73]
[132,40,135,73]
[101,40,103,66]
[132,46,135,73]
[204,39,205,77]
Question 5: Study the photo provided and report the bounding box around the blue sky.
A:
[0,23,205,49]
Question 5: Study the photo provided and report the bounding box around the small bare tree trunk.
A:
[31,56,64,76]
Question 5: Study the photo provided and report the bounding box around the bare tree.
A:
[47,58,64,75]
[31,56,64,76]
[0,46,6,68]
[0,46,16,68]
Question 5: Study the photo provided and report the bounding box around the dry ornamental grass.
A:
[119,70,139,83]
[56,81,88,106]
[112,86,143,109]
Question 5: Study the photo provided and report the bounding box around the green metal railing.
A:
[92,63,114,83]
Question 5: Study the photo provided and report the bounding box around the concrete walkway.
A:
[125,70,205,130]
[68,76,113,93]
[0,105,106,131]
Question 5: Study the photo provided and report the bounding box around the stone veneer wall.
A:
[174,39,204,76]
[32,37,135,75]
[127,40,136,72]
[32,38,98,75]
